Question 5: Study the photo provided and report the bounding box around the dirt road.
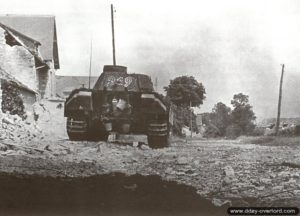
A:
[0,101,299,215]
[0,138,299,212]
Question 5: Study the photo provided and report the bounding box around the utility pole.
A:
[275,64,285,135]
[111,4,116,66]
[88,38,93,89]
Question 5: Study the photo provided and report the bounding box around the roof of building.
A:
[0,66,37,94]
[56,76,98,97]
[0,22,47,67]
[0,15,59,69]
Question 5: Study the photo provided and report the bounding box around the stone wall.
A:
[45,61,56,98]
[0,28,37,92]
[36,65,48,98]
[36,62,56,99]
[19,88,37,112]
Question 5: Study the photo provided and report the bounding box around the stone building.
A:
[0,15,59,99]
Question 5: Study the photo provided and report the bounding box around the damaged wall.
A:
[19,88,37,112]
[0,28,37,92]
[36,64,49,99]
[0,16,60,99]
[1,80,26,118]
[44,61,56,99]
[0,78,37,115]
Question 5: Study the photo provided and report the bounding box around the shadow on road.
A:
[0,172,225,216]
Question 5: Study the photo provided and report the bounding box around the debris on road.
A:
[0,110,44,143]
[0,101,299,207]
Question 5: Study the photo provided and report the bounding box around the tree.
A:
[210,102,231,136]
[163,76,205,136]
[230,93,256,135]
[164,76,206,107]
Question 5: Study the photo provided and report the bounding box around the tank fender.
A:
[141,93,167,111]
[64,90,93,117]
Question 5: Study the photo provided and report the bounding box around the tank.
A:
[64,65,172,148]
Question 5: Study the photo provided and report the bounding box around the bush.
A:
[295,125,300,136]
[203,124,220,138]
[225,124,242,139]
[277,127,295,137]
[250,127,266,136]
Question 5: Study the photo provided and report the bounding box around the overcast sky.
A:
[1,0,300,120]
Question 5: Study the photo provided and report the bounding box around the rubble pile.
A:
[32,100,67,140]
[0,109,43,143]
[0,100,67,158]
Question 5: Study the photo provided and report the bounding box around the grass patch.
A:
[239,136,300,147]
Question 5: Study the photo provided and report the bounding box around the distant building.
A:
[56,76,98,98]
[0,15,59,98]
[196,114,203,127]
[196,113,205,136]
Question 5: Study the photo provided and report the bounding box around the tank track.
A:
[67,117,109,141]
[147,121,169,148]
[66,117,88,140]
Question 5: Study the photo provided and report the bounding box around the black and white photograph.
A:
[0,0,299,215]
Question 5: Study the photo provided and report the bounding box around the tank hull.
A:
[64,65,172,148]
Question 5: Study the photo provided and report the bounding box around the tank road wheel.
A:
[147,121,169,148]
[66,117,88,141]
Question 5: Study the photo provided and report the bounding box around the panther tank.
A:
[64,65,172,148]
